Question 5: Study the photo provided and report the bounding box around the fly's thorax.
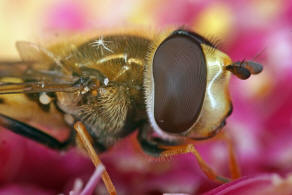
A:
[59,34,152,104]
[52,34,155,146]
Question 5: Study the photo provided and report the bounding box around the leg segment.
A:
[0,113,73,150]
[74,121,117,195]
[216,132,240,179]
[137,126,240,183]
[162,144,230,183]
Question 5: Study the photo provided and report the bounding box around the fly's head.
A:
[144,29,263,140]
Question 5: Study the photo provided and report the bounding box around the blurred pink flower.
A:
[45,1,89,31]
[0,129,94,195]
[204,174,292,195]
[1,0,292,195]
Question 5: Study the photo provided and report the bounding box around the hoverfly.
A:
[0,28,263,194]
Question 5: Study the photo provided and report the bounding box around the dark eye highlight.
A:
[152,30,207,134]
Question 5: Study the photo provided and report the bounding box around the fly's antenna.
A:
[225,47,265,80]
[253,47,266,60]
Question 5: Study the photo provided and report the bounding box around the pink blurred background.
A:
[1,0,292,194]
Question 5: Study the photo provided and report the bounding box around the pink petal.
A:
[80,164,104,195]
[204,174,292,195]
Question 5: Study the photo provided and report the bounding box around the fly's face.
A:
[144,29,263,140]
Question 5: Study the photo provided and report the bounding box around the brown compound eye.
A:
[152,31,207,134]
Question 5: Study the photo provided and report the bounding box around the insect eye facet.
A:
[151,31,207,134]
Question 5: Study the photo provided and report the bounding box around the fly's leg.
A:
[138,126,240,183]
[74,121,117,195]
[162,132,241,182]
[213,131,240,179]
[0,113,73,150]
[161,144,230,183]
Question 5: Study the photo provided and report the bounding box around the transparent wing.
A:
[0,41,83,94]
[0,81,79,94]
[0,42,82,138]
[0,61,74,138]
[0,60,82,94]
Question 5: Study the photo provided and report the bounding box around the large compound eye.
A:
[152,31,207,134]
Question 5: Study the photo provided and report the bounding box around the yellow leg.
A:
[161,144,230,183]
[220,132,241,179]
[161,134,241,183]
[74,121,117,195]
